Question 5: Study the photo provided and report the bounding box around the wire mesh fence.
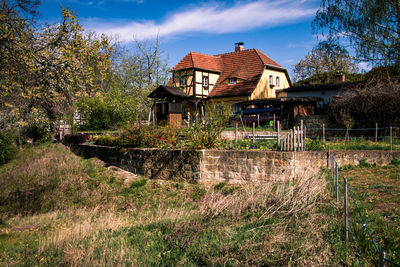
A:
[329,151,400,266]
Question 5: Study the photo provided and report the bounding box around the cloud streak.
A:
[87,0,317,42]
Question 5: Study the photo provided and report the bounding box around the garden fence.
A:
[329,150,400,267]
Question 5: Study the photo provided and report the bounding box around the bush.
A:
[63,134,89,144]
[391,157,400,166]
[77,97,113,130]
[94,136,121,147]
[20,121,50,143]
[306,139,327,151]
[0,130,17,165]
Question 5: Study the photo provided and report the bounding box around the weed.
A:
[391,157,400,166]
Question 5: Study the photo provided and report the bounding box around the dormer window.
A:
[179,76,187,87]
[228,77,237,84]
[202,76,209,88]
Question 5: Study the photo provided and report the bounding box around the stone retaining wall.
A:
[66,143,400,183]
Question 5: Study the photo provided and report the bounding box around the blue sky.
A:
[38,0,322,77]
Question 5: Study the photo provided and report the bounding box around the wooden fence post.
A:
[375,123,378,142]
[323,123,326,141]
[300,120,304,151]
[277,121,281,147]
[235,123,238,144]
[294,127,297,151]
[257,114,260,128]
[273,114,276,129]
[304,126,307,151]
[252,122,255,143]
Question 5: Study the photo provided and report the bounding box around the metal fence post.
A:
[379,250,387,267]
[344,178,349,241]
[336,162,339,203]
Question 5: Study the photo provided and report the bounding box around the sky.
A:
[38,0,323,78]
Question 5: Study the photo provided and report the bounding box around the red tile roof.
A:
[172,52,223,72]
[171,48,285,97]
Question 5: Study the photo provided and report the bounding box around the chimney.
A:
[235,42,244,52]
[335,73,346,83]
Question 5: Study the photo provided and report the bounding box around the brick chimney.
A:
[235,42,244,52]
[335,73,346,83]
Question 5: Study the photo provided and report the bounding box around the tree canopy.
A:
[292,44,360,84]
[313,0,400,66]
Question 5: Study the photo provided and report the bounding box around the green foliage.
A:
[129,178,147,189]
[306,139,327,151]
[391,158,400,166]
[20,121,50,143]
[185,104,231,149]
[313,0,400,65]
[77,97,112,130]
[0,130,17,165]
[94,135,120,147]
[118,125,180,148]
[359,159,375,168]
[214,182,226,191]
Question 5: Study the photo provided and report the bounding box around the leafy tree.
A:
[109,38,170,121]
[0,3,113,132]
[313,0,400,65]
[292,44,359,84]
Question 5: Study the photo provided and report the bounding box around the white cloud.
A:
[87,0,318,42]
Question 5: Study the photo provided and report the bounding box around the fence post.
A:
[252,122,256,143]
[235,123,238,144]
[375,123,378,142]
[300,121,304,151]
[328,148,331,168]
[336,162,339,203]
[273,114,276,129]
[379,250,387,267]
[277,121,281,147]
[290,129,293,151]
[390,126,393,152]
[323,123,326,141]
[257,114,260,128]
[294,127,297,151]
[331,153,334,181]
[344,178,349,241]
[304,126,307,151]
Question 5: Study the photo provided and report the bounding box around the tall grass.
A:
[0,143,355,266]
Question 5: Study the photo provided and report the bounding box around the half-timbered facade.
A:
[149,43,291,126]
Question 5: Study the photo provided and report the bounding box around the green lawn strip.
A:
[340,165,400,264]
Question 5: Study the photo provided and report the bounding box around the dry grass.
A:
[0,143,353,266]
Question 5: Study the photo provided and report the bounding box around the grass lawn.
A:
[339,163,400,265]
[0,143,357,266]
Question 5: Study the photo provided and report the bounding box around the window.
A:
[179,76,187,87]
[202,76,209,88]
[228,77,237,84]
[269,75,273,85]
[276,77,280,87]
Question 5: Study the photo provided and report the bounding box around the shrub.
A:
[20,121,50,143]
[359,159,374,168]
[0,130,17,165]
[391,157,400,166]
[306,139,327,151]
[77,97,113,130]
[63,133,89,144]
[94,136,121,147]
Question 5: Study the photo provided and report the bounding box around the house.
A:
[275,74,359,107]
[148,43,291,126]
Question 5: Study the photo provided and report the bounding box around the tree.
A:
[292,44,359,84]
[0,3,113,131]
[313,0,400,66]
[109,38,170,120]
[330,75,400,127]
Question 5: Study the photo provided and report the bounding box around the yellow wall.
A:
[207,96,249,113]
[250,69,290,100]
[172,69,194,96]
